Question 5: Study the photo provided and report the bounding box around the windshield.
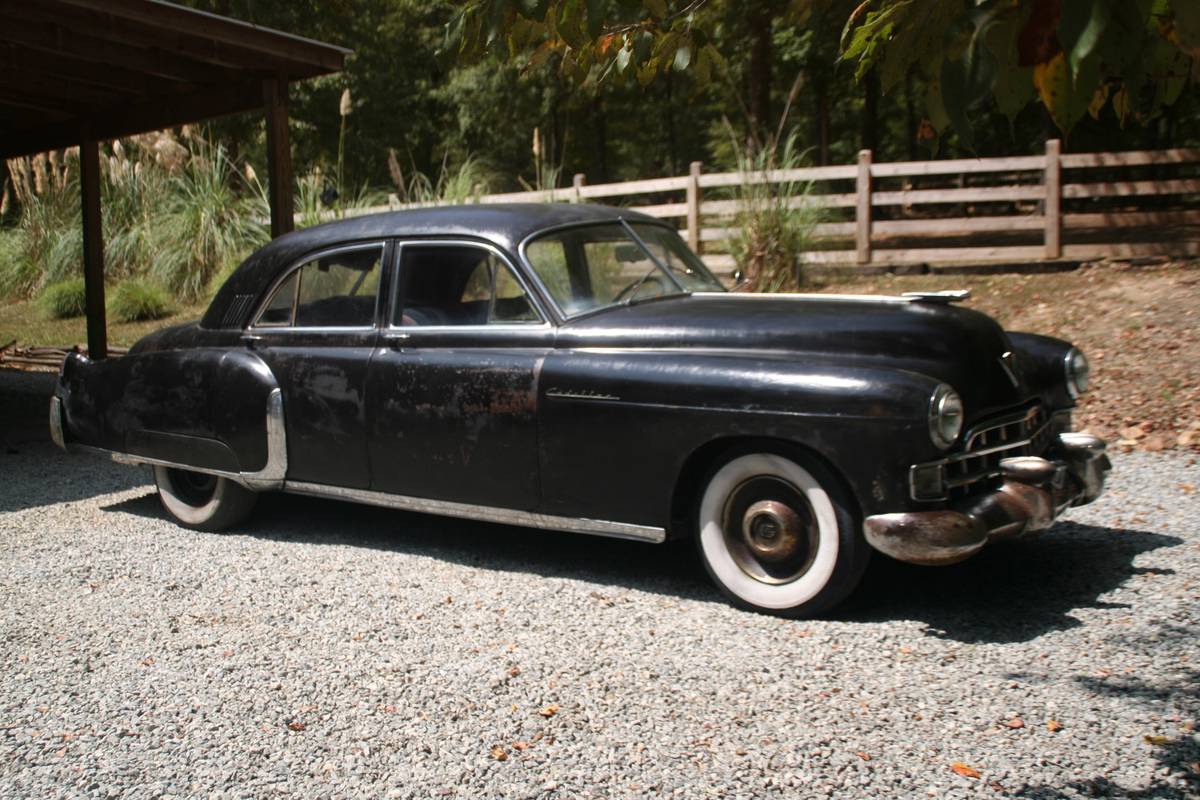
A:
[524,222,724,318]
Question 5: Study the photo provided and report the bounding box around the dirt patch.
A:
[815,260,1200,453]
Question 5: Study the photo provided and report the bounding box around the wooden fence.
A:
[349,140,1200,278]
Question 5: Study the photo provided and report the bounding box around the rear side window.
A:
[254,244,384,328]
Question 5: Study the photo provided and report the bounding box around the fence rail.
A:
[340,140,1200,277]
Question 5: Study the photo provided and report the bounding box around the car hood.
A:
[556,292,1035,420]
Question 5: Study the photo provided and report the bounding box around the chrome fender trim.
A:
[283,481,668,544]
[102,388,288,491]
[49,396,66,451]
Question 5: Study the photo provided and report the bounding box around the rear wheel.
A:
[153,466,257,531]
[695,451,868,617]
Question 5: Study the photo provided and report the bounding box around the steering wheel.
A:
[613,274,667,304]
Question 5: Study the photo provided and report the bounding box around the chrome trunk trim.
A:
[282,481,668,544]
[48,396,66,450]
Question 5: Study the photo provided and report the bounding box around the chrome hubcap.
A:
[722,476,819,585]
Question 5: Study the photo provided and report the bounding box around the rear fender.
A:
[54,348,286,489]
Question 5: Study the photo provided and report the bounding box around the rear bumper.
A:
[863,432,1110,566]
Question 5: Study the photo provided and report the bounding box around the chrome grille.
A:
[911,405,1063,502]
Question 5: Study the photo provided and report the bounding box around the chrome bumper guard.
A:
[863,432,1111,566]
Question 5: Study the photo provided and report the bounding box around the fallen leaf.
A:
[512,741,531,751]
[1188,762,1200,775]
[855,751,872,761]
[1178,483,1196,494]
[508,666,520,678]
[1144,735,1170,746]
[1143,435,1166,452]
[951,762,981,779]
[140,657,155,667]
[539,703,559,718]
[1119,425,1146,440]
[490,745,508,761]
[1047,719,1063,732]
[287,721,306,731]
[1005,717,1025,729]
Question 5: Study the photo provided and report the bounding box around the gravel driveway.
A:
[1,370,1197,799]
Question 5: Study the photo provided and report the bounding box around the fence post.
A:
[572,172,585,203]
[1044,139,1062,259]
[687,161,702,254]
[856,149,872,264]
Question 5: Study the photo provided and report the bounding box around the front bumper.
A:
[863,432,1110,566]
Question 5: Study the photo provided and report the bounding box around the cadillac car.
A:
[50,204,1110,617]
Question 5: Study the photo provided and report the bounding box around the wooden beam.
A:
[53,0,350,72]
[79,131,107,360]
[0,81,263,159]
[0,42,190,97]
[0,14,245,86]
[13,1,344,76]
[0,68,133,108]
[263,78,294,239]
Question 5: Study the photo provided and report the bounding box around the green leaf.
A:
[1171,0,1200,57]
[644,0,667,18]
[634,29,654,63]
[1058,0,1112,78]
[879,0,961,93]
[939,56,975,150]
[1034,51,1090,133]
[673,44,692,71]
[586,0,606,38]
[991,64,1035,122]
[617,42,632,73]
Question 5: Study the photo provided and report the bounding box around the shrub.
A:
[109,279,173,322]
[39,278,88,319]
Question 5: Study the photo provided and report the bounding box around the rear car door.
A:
[244,241,389,489]
[367,240,551,510]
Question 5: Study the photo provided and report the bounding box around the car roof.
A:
[203,203,664,329]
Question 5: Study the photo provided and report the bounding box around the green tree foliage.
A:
[838,0,1197,143]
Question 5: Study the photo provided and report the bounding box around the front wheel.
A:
[153,466,258,532]
[695,451,868,617]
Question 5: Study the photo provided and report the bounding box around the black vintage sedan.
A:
[51,204,1110,616]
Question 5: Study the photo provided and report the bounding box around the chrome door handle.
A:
[241,334,263,349]
[385,332,410,350]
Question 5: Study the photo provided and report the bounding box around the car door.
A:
[367,240,552,510]
[243,241,390,489]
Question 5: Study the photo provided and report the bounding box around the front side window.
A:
[394,244,540,326]
[254,244,383,329]
[524,222,723,318]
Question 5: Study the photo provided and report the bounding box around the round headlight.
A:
[1064,348,1090,399]
[929,384,964,450]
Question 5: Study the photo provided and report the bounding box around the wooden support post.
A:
[687,161,702,254]
[856,149,872,265]
[1044,138,1062,259]
[263,78,294,239]
[80,131,107,360]
[572,172,585,203]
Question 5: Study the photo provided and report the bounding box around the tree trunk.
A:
[860,68,879,154]
[747,1,772,147]
[905,68,918,161]
[664,72,679,175]
[591,93,607,183]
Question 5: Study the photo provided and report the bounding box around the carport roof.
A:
[0,0,350,159]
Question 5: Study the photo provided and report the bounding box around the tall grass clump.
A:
[725,127,823,293]
[109,278,173,322]
[151,136,267,301]
[39,277,87,319]
[2,151,80,297]
[388,150,492,207]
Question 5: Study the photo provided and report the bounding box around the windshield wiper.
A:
[618,218,685,305]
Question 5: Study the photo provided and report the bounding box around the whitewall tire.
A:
[696,451,868,617]
[154,466,258,532]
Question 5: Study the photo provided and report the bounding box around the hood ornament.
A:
[998,351,1021,388]
[901,290,971,304]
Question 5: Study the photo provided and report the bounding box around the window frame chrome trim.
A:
[247,241,389,333]
[387,238,550,331]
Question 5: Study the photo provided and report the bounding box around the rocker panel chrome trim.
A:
[49,396,66,450]
[282,481,668,544]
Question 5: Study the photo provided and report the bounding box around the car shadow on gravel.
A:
[102,490,719,602]
[844,520,1184,644]
[103,492,1183,636]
